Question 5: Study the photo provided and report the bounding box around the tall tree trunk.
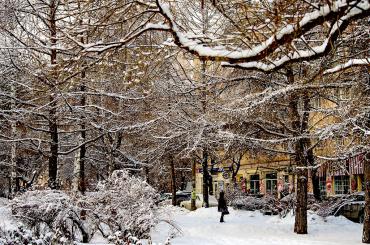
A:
[191,159,196,211]
[73,150,80,191]
[79,81,87,193]
[78,23,87,194]
[144,166,150,184]
[294,140,308,234]
[9,82,17,197]
[311,168,321,201]
[363,153,370,243]
[48,1,59,189]
[48,101,59,189]
[287,67,308,234]
[108,152,115,175]
[202,150,209,208]
[170,157,177,206]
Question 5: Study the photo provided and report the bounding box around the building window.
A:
[250,175,260,194]
[319,177,326,197]
[266,173,277,195]
[334,176,350,195]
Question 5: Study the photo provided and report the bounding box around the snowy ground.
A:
[151,207,363,245]
[0,198,17,232]
[0,198,363,245]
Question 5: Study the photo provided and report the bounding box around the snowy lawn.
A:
[151,207,362,245]
[0,198,363,245]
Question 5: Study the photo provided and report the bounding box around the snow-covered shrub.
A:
[230,195,282,214]
[84,170,159,238]
[317,193,363,217]
[0,225,53,245]
[10,190,90,243]
[7,171,161,243]
[225,186,247,204]
[280,193,319,213]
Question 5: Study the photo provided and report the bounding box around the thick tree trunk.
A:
[294,146,308,234]
[170,157,177,206]
[191,159,196,211]
[363,153,370,243]
[287,67,308,234]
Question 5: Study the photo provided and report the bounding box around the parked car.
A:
[159,193,172,201]
[158,191,192,206]
[333,192,365,223]
[175,191,192,205]
[180,194,218,210]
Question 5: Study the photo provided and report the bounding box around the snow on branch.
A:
[157,0,370,70]
[323,58,370,74]
[79,22,170,53]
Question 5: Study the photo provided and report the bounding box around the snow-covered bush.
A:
[7,171,161,243]
[83,170,159,238]
[0,225,54,245]
[225,186,247,204]
[10,190,91,243]
[317,193,363,217]
[230,195,282,214]
[280,193,319,213]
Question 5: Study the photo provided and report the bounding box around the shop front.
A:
[316,153,365,197]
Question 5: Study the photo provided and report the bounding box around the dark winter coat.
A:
[218,191,228,213]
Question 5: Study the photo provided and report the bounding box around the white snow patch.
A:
[150,207,362,245]
[0,198,17,231]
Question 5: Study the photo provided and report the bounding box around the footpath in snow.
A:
[151,207,362,245]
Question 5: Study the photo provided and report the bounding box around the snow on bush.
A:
[7,170,161,243]
[280,193,320,212]
[10,190,90,243]
[0,225,51,245]
[230,195,281,213]
[317,193,363,217]
[83,170,160,238]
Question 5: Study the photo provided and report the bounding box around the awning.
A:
[349,154,364,175]
[329,161,347,176]
[326,153,365,176]
[317,164,327,178]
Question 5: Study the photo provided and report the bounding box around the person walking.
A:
[218,191,229,222]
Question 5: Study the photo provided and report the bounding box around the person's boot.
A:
[220,214,224,223]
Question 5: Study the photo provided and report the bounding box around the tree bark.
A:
[78,21,87,193]
[191,159,196,211]
[287,67,308,234]
[311,168,321,201]
[48,100,59,189]
[9,81,17,197]
[79,81,87,194]
[170,157,177,206]
[73,150,80,191]
[202,150,209,208]
[48,1,59,189]
[363,153,370,243]
[294,141,308,234]
[108,151,115,175]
